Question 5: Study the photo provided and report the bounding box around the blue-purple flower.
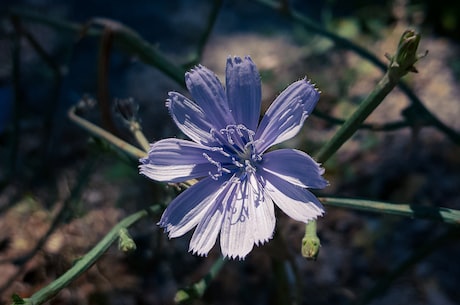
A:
[140,56,327,259]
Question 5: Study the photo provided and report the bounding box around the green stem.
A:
[129,121,150,153]
[315,30,424,163]
[5,160,95,266]
[175,257,226,303]
[255,0,460,146]
[0,160,96,297]
[68,105,146,159]
[320,197,460,226]
[255,0,387,69]
[19,206,160,305]
[313,109,410,132]
[315,69,397,163]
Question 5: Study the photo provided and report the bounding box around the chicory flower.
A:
[140,56,327,259]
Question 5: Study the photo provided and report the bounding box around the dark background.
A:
[1,1,460,304]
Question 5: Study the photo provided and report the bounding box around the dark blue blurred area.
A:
[0,87,12,133]
[1,0,459,139]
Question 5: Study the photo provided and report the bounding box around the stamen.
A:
[230,203,249,224]
[231,157,244,168]
[244,159,256,173]
[222,127,235,145]
[203,152,221,167]
[210,129,225,146]
[252,153,262,161]
[209,171,221,180]
[229,175,242,184]
[208,124,262,179]
[203,152,231,180]
[210,146,231,157]
[235,125,245,137]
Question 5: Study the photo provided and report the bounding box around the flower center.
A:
[204,124,263,181]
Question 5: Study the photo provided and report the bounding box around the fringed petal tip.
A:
[159,222,187,239]
[303,76,321,94]
[191,234,274,261]
[226,55,241,65]
[221,236,274,260]
[186,64,204,74]
[165,92,174,108]
[189,248,209,257]
[185,64,214,83]
[223,252,248,261]
[315,163,330,189]
[138,165,148,177]
[254,235,273,247]
[192,243,261,260]
[297,208,325,223]
[138,156,148,165]
[226,55,255,65]
[157,221,171,234]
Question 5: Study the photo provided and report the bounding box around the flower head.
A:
[140,56,327,259]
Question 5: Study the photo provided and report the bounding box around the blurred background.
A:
[1,0,460,304]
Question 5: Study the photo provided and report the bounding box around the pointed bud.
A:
[301,220,321,260]
[114,98,139,124]
[118,228,136,252]
[389,30,428,75]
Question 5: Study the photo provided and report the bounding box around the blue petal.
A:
[225,56,261,130]
[260,168,324,223]
[255,79,319,153]
[185,65,234,129]
[139,138,218,183]
[167,92,215,145]
[245,173,275,246]
[219,181,255,259]
[158,176,223,238]
[189,200,225,256]
[190,174,275,259]
[189,180,233,256]
[260,149,328,189]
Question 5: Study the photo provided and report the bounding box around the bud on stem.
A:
[302,220,321,260]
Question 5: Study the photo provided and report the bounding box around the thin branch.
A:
[0,159,96,294]
[68,103,147,159]
[175,257,226,303]
[96,26,117,134]
[8,8,186,85]
[14,205,161,305]
[320,197,460,226]
[184,0,223,68]
[315,30,425,163]
[255,0,460,145]
[312,109,411,131]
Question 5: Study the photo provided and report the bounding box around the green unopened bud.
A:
[388,29,428,75]
[118,228,136,252]
[396,30,420,64]
[301,220,321,260]
[114,98,139,124]
[174,290,191,303]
